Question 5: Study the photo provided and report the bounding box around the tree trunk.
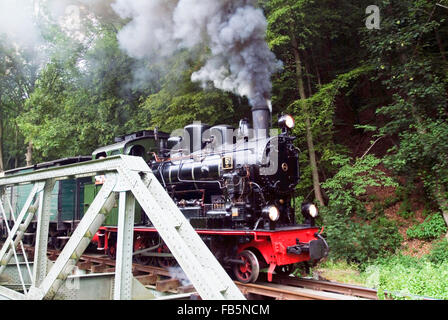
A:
[310,47,322,86]
[0,118,4,172]
[14,125,19,168]
[25,141,33,167]
[291,34,325,207]
[435,29,447,64]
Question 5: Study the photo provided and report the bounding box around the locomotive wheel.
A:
[233,250,260,283]
[157,244,177,268]
[106,244,116,259]
[133,235,154,265]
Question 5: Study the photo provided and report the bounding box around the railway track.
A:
[44,248,378,300]
[69,251,375,300]
[61,251,438,300]
[4,245,438,300]
[271,275,379,300]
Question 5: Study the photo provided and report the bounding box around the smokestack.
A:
[252,104,270,132]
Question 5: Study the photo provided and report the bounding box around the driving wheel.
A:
[233,250,260,283]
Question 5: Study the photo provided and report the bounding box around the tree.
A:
[18,23,144,161]
[363,0,448,233]
[0,35,41,170]
[264,0,373,206]
[265,0,324,206]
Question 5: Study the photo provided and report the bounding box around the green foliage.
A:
[17,27,147,162]
[0,35,40,169]
[382,195,400,209]
[324,214,402,265]
[141,53,246,132]
[397,198,413,219]
[364,0,448,218]
[321,154,397,216]
[406,214,447,241]
[369,201,385,218]
[319,154,400,264]
[291,66,374,186]
[364,254,448,300]
[314,260,365,285]
[427,239,448,264]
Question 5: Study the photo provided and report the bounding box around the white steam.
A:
[0,0,43,50]
[112,0,282,108]
[0,0,112,65]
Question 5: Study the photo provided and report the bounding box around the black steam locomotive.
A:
[89,105,328,283]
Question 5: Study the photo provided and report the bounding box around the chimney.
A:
[252,100,271,136]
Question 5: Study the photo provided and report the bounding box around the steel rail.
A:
[235,281,367,300]
[272,275,379,300]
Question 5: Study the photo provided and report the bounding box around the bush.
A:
[427,239,448,264]
[322,155,397,217]
[364,255,448,300]
[397,198,413,219]
[320,155,400,265]
[406,214,447,241]
[323,214,402,265]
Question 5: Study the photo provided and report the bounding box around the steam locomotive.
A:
[89,105,328,283]
[0,104,328,283]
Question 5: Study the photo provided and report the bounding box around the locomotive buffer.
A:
[0,155,245,300]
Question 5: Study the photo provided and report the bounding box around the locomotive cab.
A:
[92,129,171,162]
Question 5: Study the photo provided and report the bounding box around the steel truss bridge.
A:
[0,155,245,300]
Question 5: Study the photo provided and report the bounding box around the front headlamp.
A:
[278,115,295,129]
[263,205,280,222]
[302,203,319,219]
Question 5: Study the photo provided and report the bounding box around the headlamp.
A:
[301,203,319,219]
[278,115,295,129]
[263,205,280,222]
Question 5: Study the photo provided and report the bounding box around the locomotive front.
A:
[148,103,329,282]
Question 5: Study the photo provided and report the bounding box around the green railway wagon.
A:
[1,157,92,246]
[83,181,143,226]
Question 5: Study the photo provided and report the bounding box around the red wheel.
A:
[233,250,260,283]
[157,243,176,268]
[133,235,153,265]
[106,244,116,259]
